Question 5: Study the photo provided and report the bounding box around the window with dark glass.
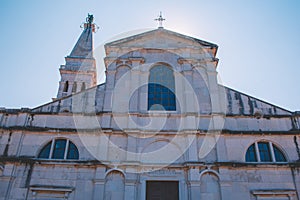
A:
[38,138,79,160]
[245,144,257,162]
[258,142,272,162]
[273,145,286,162]
[148,65,176,111]
[52,139,66,159]
[38,142,51,159]
[245,141,287,163]
[67,142,79,159]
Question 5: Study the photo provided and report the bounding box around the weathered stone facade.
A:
[0,17,300,200]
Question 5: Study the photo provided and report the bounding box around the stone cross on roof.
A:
[155,12,165,28]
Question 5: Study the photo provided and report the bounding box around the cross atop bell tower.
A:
[155,12,165,28]
[56,14,98,99]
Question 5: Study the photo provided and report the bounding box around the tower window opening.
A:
[72,82,77,93]
[81,82,86,91]
[63,81,69,92]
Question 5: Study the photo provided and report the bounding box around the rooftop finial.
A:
[86,14,94,24]
[81,13,99,33]
[155,12,165,28]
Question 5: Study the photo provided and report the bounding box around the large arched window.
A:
[38,138,79,160]
[148,65,176,111]
[245,141,286,162]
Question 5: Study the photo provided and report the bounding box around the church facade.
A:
[0,15,300,200]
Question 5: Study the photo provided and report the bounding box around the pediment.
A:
[105,28,218,51]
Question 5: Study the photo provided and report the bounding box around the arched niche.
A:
[200,172,221,200]
[104,170,125,200]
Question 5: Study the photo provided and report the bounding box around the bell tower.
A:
[56,14,97,99]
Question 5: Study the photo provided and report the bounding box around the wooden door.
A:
[146,181,179,200]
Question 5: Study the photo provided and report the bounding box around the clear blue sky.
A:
[0,0,299,111]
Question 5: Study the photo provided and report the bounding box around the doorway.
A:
[146,181,179,200]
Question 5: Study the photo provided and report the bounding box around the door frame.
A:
[140,176,187,200]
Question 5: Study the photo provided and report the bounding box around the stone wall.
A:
[0,129,300,199]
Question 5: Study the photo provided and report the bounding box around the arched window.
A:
[38,138,79,160]
[245,141,286,162]
[72,82,77,93]
[63,81,69,92]
[148,65,176,111]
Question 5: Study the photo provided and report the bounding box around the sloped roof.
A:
[30,83,292,117]
[69,26,94,58]
[224,86,292,116]
[31,83,106,113]
[105,28,218,49]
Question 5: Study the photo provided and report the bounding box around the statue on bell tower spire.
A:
[86,14,94,24]
[82,13,98,33]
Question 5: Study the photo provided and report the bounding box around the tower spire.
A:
[56,14,97,99]
[69,14,96,58]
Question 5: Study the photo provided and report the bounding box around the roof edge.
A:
[221,84,293,114]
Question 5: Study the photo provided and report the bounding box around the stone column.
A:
[216,136,228,162]
[179,179,189,200]
[103,68,116,112]
[219,168,232,200]
[126,133,138,162]
[124,180,137,200]
[139,70,148,113]
[182,70,195,113]
[93,180,105,200]
[174,72,185,112]
[187,168,200,200]
[92,167,106,200]
[189,181,201,200]
[186,133,198,162]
